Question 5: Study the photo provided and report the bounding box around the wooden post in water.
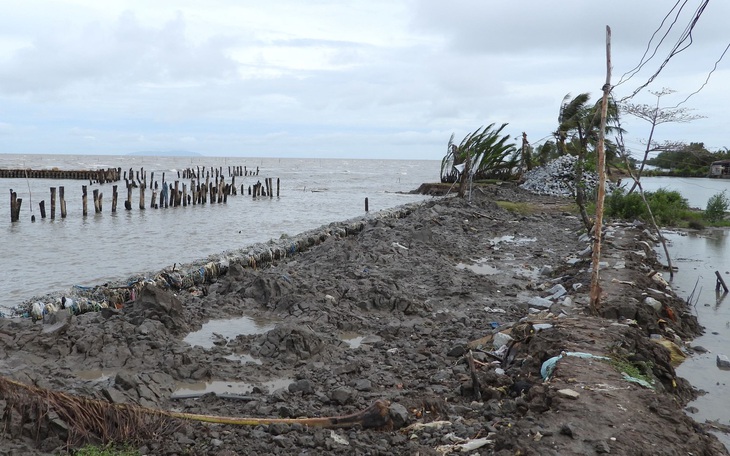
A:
[9,190,20,222]
[204,173,210,204]
[98,192,103,212]
[125,182,132,210]
[39,200,46,219]
[151,186,157,209]
[182,183,188,207]
[59,186,67,218]
[50,187,56,220]
[277,178,280,197]
[139,182,145,210]
[174,181,180,207]
[716,271,729,293]
[365,197,369,212]
[112,185,118,213]
[93,189,100,213]
[82,186,88,216]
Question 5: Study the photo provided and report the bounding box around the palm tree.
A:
[440,123,518,196]
[555,93,621,229]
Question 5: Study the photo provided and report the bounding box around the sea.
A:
[0,154,440,313]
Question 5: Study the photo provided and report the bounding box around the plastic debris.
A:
[541,351,610,380]
[622,373,653,389]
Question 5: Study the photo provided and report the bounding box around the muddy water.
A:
[183,315,278,349]
[659,229,730,449]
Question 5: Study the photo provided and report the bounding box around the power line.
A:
[675,41,730,107]
[618,0,710,102]
[616,0,686,87]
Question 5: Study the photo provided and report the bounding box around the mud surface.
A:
[1,184,727,455]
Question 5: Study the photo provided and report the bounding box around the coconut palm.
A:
[440,123,518,189]
[554,93,622,229]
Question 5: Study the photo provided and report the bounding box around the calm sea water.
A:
[0,154,439,312]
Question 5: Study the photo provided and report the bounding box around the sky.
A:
[0,0,728,160]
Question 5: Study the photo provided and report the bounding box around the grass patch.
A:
[66,444,140,456]
[495,201,535,215]
[606,356,653,385]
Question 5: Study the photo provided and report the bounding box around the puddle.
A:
[224,353,263,365]
[75,369,116,381]
[489,235,537,246]
[456,258,500,275]
[341,331,365,348]
[172,378,293,399]
[184,315,277,349]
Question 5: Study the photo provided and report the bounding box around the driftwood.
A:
[0,376,393,448]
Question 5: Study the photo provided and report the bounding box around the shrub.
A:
[604,187,690,226]
[705,190,730,222]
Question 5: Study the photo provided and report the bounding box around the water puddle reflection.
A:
[75,369,116,381]
[224,353,263,365]
[184,315,277,349]
[341,331,364,348]
[172,378,293,399]
[456,259,500,275]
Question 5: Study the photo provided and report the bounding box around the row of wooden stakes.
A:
[8,175,280,222]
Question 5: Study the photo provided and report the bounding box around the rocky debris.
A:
[520,155,618,197]
[0,184,726,456]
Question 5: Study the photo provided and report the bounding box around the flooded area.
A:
[660,229,730,449]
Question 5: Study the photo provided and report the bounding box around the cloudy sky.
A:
[0,0,727,160]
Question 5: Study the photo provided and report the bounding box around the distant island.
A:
[127,150,203,157]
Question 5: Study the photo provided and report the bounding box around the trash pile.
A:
[520,155,618,197]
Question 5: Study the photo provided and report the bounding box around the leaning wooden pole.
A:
[589,25,612,315]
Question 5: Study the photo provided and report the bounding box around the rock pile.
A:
[520,155,617,197]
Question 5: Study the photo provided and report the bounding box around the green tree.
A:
[440,123,518,197]
[554,93,621,229]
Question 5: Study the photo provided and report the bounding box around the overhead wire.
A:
[618,0,710,102]
[616,0,687,87]
[674,40,730,107]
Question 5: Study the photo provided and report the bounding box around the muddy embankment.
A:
[0,183,727,456]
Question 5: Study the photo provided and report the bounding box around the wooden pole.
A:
[82,185,88,216]
[365,197,369,212]
[125,182,132,210]
[59,186,67,218]
[93,189,100,213]
[589,25,611,315]
[139,182,145,210]
[9,190,19,222]
[50,187,56,220]
[39,200,46,219]
[112,185,118,213]
[277,178,280,197]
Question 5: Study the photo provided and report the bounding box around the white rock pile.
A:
[519,155,616,197]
